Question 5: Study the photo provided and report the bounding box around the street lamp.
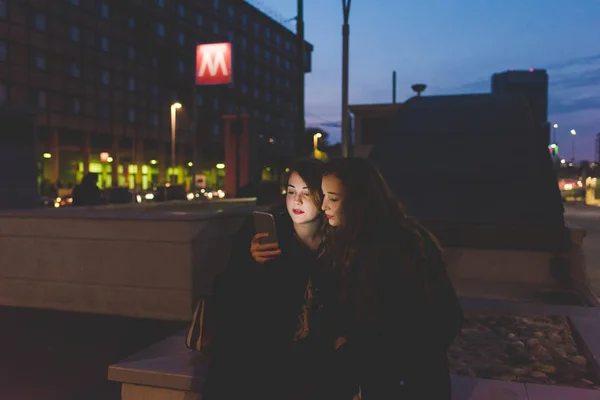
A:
[313,132,322,158]
[570,129,576,162]
[170,102,182,184]
[341,0,352,157]
[552,123,558,144]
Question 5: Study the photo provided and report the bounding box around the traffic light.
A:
[548,143,559,156]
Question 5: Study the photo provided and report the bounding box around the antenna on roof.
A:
[411,83,427,97]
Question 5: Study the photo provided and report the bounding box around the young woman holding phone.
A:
[204,158,329,400]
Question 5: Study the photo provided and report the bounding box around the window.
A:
[156,0,165,7]
[37,91,46,108]
[177,4,185,17]
[177,32,184,46]
[195,93,202,106]
[275,34,281,45]
[156,23,165,37]
[151,84,158,97]
[265,50,270,62]
[213,0,219,9]
[254,88,259,98]
[228,5,234,18]
[69,25,80,42]
[241,84,247,95]
[213,98,219,110]
[127,46,135,60]
[100,103,110,119]
[195,14,203,26]
[177,60,184,74]
[152,56,158,67]
[69,0,80,5]
[33,53,46,70]
[213,21,219,34]
[228,31,234,42]
[285,40,291,51]
[265,27,271,39]
[241,14,247,27]
[275,55,280,67]
[100,36,109,52]
[241,37,247,50]
[100,70,110,85]
[285,60,290,70]
[254,44,259,56]
[100,2,109,19]
[254,22,260,35]
[128,108,136,123]
[151,112,159,127]
[127,77,135,92]
[0,0,5,19]
[265,93,271,102]
[212,122,219,138]
[128,17,135,29]
[33,12,46,32]
[0,83,6,104]
[71,97,81,115]
[0,41,6,61]
[69,62,80,77]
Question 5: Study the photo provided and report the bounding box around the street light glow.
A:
[107,156,114,163]
[553,124,558,129]
[570,129,576,135]
[314,132,322,138]
[43,153,52,159]
[150,159,157,165]
[172,102,182,109]
[216,163,225,169]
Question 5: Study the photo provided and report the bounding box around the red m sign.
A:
[195,43,232,85]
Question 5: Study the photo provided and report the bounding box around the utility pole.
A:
[296,0,306,157]
[341,0,352,157]
[392,71,397,104]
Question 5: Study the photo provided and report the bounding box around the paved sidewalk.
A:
[452,375,600,399]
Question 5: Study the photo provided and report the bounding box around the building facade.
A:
[0,0,312,192]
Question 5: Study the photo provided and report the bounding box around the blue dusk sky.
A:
[253,0,600,161]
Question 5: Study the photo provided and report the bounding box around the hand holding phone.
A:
[251,211,282,264]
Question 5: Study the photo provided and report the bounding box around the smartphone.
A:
[252,211,279,245]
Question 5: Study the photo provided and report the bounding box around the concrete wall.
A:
[0,202,253,321]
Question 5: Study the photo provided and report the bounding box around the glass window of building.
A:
[213,98,219,110]
[265,27,271,39]
[212,122,219,138]
[228,5,234,18]
[228,31,234,42]
[178,60,184,74]
[37,91,46,109]
[241,14,247,26]
[33,12,46,31]
[241,37,247,50]
[285,40,291,51]
[213,21,219,34]
[254,88,259,98]
[0,41,6,61]
[100,36,109,52]
[151,112,159,127]
[100,70,110,85]
[275,55,280,67]
[156,23,165,37]
[285,60,290,70]
[177,32,185,46]
[195,14,203,26]
[69,0,80,5]
[241,84,247,95]
[72,97,81,115]
[127,46,135,60]
[156,0,165,7]
[128,108,136,123]
[0,83,6,104]
[254,44,259,56]
[34,53,46,70]
[265,50,270,62]
[265,93,271,103]
[254,22,260,35]
[275,34,281,45]
[151,84,158,97]
[128,16,135,29]
[177,3,185,17]
[152,56,158,67]
[69,62,80,77]
[101,103,110,119]
[195,93,203,106]
[69,25,80,42]
[100,2,109,19]
[0,0,6,19]
[128,77,135,92]
[213,0,219,9]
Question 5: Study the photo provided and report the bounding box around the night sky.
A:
[253,0,600,161]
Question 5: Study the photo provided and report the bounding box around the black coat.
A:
[203,207,321,400]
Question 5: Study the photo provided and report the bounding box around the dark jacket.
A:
[203,206,322,400]
[314,225,463,399]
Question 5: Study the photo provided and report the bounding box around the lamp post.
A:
[570,129,576,162]
[170,102,182,184]
[313,132,322,158]
[341,0,352,157]
[552,123,558,145]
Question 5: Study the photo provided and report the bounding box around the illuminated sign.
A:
[195,43,232,85]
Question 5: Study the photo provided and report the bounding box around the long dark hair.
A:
[321,157,434,319]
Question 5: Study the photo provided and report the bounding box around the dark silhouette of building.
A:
[491,69,549,143]
[596,133,600,163]
[0,0,312,191]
